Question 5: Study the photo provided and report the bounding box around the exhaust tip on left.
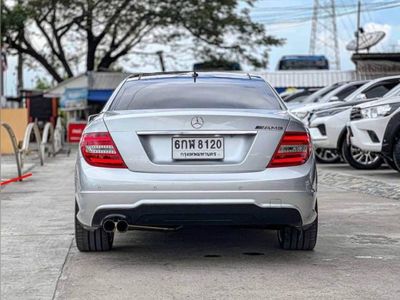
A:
[103,219,116,232]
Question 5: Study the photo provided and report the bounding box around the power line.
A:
[251,1,400,24]
[338,0,357,42]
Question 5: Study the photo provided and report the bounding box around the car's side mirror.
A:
[355,93,367,101]
[329,96,339,102]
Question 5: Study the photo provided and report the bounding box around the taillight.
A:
[268,131,311,168]
[80,132,127,168]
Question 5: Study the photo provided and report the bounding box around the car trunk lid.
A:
[103,109,290,173]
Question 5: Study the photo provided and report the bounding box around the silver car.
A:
[75,72,318,251]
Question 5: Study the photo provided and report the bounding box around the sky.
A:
[3,0,400,96]
[252,0,400,70]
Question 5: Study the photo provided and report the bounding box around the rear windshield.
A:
[109,77,283,110]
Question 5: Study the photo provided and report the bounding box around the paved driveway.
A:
[1,153,400,299]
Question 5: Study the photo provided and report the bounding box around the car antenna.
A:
[192,71,199,83]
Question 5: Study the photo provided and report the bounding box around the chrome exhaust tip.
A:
[103,219,116,232]
[116,220,129,233]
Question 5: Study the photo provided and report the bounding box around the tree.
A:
[34,76,51,90]
[2,0,283,83]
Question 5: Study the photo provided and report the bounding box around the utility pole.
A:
[17,0,24,96]
[0,41,4,98]
[0,49,3,98]
[309,0,341,70]
[309,0,319,55]
[331,0,340,71]
[156,51,165,72]
[132,50,166,72]
[17,53,24,96]
[356,0,361,53]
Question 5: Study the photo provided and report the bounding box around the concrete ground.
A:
[1,152,400,300]
[0,154,36,183]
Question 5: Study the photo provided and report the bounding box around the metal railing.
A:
[1,122,22,180]
[20,122,44,166]
[1,121,60,182]
[41,122,56,158]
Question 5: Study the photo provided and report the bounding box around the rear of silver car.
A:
[75,73,318,251]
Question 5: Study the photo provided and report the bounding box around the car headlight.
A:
[314,107,349,118]
[360,103,400,119]
[292,111,309,120]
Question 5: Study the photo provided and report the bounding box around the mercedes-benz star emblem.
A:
[191,116,204,129]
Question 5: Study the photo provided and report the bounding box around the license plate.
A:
[172,137,224,160]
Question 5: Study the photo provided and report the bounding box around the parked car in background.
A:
[344,75,400,103]
[291,80,368,163]
[287,81,347,110]
[381,109,400,172]
[291,80,368,123]
[309,75,400,169]
[281,88,320,103]
[318,80,369,105]
[349,96,400,171]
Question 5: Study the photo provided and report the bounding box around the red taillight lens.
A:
[268,131,311,168]
[80,132,127,168]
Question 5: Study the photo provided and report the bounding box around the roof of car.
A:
[345,80,370,85]
[126,71,264,82]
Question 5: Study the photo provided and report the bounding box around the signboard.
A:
[67,122,87,143]
[60,88,88,108]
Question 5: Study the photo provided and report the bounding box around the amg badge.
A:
[255,125,284,131]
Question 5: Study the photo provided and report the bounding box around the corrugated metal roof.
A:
[44,74,87,97]
[45,72,128,97]
[256,70,357,88]
[88,72,129,89]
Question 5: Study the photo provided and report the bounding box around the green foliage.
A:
[2,0,284,82]
[1,3,29,36]
[34,77,51,90]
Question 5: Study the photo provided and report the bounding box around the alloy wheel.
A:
[315,148,340,163]
[350,146,380,166]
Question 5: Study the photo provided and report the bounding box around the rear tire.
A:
[393,138,400,173]
[75,202,114,252]
[278,208,318,251]
[342,139,383,170]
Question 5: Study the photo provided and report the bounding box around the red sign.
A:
[68,122,87,143]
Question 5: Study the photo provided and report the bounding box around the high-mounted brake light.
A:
[268,131,311,168]
[80,132,127,168]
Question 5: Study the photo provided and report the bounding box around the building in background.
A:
[351,52,400,78]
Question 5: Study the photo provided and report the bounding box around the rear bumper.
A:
[91,204,303,228]
[75,156,317,229]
